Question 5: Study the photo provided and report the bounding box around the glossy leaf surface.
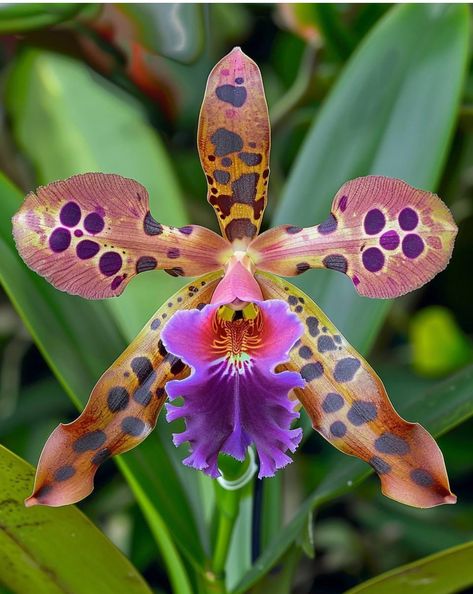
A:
[344,540,473,594]
[0,444,152,594]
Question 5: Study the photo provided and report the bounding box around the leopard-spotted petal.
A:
[13,173,228,299]
[250,176,457,298]
[257,271,455,508]
[197,47,270,244]
[25,273,222,507]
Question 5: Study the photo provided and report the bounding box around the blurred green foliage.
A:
[0,4,472,594]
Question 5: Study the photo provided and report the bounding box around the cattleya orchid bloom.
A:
[13,48,457,510]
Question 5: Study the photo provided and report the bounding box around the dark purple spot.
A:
[136,256,157,273]
[122,416,145,437]
[76,240,100,260]
[232,173,259,204]
[369,456,391,474]
[296,262,310,274]
[411,468,434,487]
[288,295,298,306]
[239,152,262,166]
[306,317,319,337]
[131,357,154,384]
[92,448,111,465]
[225,218,257,242]
[179,226,193,235]
[301,362,324,381]
[108,387,129,412]
[322,393,344,413]
[134,385,152,406]
[211,128,244,156]
[339,195,348,212]
[323,254,348,273]
[362,247,384,272]
[286,226,302,234]
[347,401,377,426]
[379,230,400,250]
[49,228,71,253]
[214,170,230,184]
[318,335,336,353]
[167,248,180,259]
[60,202,81,227]
[364,209,385,235]
[84,212,105,234]
[375,433,410,455]
[318,214,338,234]
[399,207,418,231]
[158,340,168,357]
[330,421,347,438]
[111,276,124,290]
[216,84,247,107]
[151,318,161,330]
[73,430,106,453]
[144,211,163,235]
[402,234,424,259]
[353,275,360,286]
[54,465,76,482]
[235,77,244,84]
[99,252,122,276]
[221,157,232,167]
[165,267,184,277]
[298,346,312,359]
[170,359,186,375]
[74,230,83,237]
[333,357,360,382]
[35,484,53,499]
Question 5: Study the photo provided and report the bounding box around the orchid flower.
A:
[13,48,457,510]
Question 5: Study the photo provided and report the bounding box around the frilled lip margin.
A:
[161,299,305,478]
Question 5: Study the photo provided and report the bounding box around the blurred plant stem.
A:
[271,44,318,132]
[202,451,257,593]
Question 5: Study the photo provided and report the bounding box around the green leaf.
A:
[0,444,152,594]
[0,173,202,585]
[344,540,473,594]
[0,3,95,33]
[6,48,188,340]
[234,363,473,592]
[273,3,469,354]
[111,4,204,63]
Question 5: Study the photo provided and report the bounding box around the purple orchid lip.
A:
[161,299,305,478]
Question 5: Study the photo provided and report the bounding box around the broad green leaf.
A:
[344,540,473,594]
[0,173,203,582]
[0,3,95,33]
[6,48,188,340]
[234,363,473,592]
[273,3,469,354]
[0,444,152,594]
[108,4,204,63]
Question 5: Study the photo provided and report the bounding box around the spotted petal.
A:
[13,173,228,299]
[198,47,270,244]
[250,176,457,298]
[161,300,304,478]
[26,273,222,507]
[257,271,455,508]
